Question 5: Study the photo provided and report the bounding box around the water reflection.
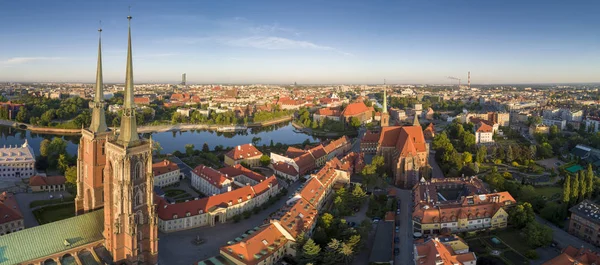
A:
[0,122,326,156]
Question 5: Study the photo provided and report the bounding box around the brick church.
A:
[0,15,158,265]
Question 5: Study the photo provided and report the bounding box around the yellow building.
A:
[412,178,515,236]
[225,144,263,167]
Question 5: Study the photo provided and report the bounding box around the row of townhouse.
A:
[270,136,351,181]
[214,158,351,265]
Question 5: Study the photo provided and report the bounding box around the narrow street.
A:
[395,188,414,265]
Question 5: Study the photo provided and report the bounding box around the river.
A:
[0,122,325,156]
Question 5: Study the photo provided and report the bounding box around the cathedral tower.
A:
[75,26,110,214]
[103,15,158,264]
[381,80,390,127]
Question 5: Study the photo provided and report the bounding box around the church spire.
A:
[88,25,108,133]
[383,79,388,114]
[117,14,140,146]
[413,113,420,126]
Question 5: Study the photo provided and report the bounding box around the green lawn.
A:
[495,229,532,256]
[164,189,187,197]
[29,196,74,208]
[534,186,563,199]
[32,202,75,225]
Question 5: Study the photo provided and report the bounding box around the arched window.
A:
[134,190,143,207]
[134,163,143,180]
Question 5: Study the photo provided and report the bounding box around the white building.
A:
[475,122,494,144]
[543,119,567,130]
[0,140,35,180]
[152,160,181,188]
[585,117,600,133]
[191,165,232,196]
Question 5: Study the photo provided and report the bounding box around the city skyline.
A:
[0,0,599,84]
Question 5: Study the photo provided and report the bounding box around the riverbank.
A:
[0,115,294,135]
[291,121,358,137]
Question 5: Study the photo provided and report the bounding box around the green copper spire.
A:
[88,26,108,133]
[117,14,139,146]
[383,79,388,114]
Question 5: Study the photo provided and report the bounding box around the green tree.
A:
[524,222,553,248]
[57,154,70,174]
[64,166,78,185]
[572,172,580,202]
[476,145,487,163]
[462,152,473,164]
[349,117,361,128]
[320,213,335,229]
[152,141,163,157]
[509,202,535,228]
[259,154,271,167]
[506,145,514,163]
[549,125,559,137]
[580,171,587,201]
[251,137,262,146]
[15,108,28,123]
[184,144,195,157]
[300,239,321,265]
[39,139,51,157]
[432,132,454,152]
[323,239,342,265]
[202,142,210,153]
[339,242,354,265]
[587,164,595,198]
[351,185,367,207]
[346,234,361,252]
[563,174,571,204]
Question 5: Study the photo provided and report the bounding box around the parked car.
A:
[394,237,399,243]
[373,218,380,223]
[394,248,400,256]
[395,226,400,232]
[396,209,400,215]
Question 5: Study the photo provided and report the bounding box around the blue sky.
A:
[0,0,598,84]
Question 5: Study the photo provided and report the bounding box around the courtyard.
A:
[157,181,302,265]
[465,231,530,265]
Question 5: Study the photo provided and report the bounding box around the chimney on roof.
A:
[238,145,241,150]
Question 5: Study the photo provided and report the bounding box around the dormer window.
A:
[186,212,191,217]
[228,201,233,206]
[173,214,178,219]
[199,210,204,214]
[238,198,242,203]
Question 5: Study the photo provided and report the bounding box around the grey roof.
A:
[368,221,394,264]
[0,140,34,163]
[0,209,104,265]
[570,200,600,227]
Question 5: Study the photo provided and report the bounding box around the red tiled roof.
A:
[285,147,307,159]
[308,145,326,160]
[220,223,289,265]
[157,185,255,220]
[272,162,298,176]
[192,164,229,188]
[300,178,325,206]
[341,102,371,117]
[294,153,315,175]
[134,97,150,105]
[0,192,23,224]
[316,108,341,116]
[226,144,263,161]
[277,198,318,238]
[362,131,381,143]
[152,160,179,176]
[29,175,66,186]
[251,175,279,196]
[476,121,493,133]
[219,164,266,183]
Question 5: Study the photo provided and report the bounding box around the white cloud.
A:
[225,36,352,56]
[1,57,64,64]
[249,23,301,36]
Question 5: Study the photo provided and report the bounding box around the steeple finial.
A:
[382,79,388,114]
[117,11,140,146]
[88,22,108,133]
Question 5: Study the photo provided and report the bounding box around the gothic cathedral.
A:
[75,15,158,264]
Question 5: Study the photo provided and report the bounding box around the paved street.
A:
[535,215,600,252]
[429,152,444,179]
[395,188,414,265]
[15,191,72,228]
[158,181,302,265]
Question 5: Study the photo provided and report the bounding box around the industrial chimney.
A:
[468,71,471,89]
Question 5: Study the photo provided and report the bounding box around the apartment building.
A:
[152,160,181,188]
